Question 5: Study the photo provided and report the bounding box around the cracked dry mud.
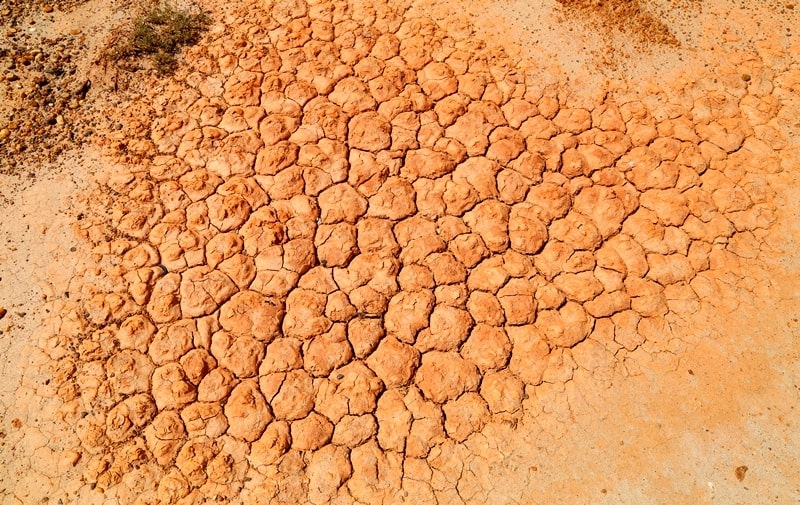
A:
[1,0,800,503]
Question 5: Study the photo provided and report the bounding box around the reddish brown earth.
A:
[1,0,799,503]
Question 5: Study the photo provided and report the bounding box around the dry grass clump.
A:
[557,0,679,47]
[111,3,209,74]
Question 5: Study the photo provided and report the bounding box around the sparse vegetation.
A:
[112,3,209,74]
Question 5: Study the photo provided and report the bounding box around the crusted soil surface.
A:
[1,0,799,503]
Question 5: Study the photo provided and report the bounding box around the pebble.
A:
[0,308,6,319]
[0,129,9,140]
[43,5,54,13]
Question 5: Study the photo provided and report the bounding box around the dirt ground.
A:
[1,0,799,503]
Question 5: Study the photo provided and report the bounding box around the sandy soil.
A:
[1,0,799,503]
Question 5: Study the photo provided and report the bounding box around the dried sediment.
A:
[43,0,799,502]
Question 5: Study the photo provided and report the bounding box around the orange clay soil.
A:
[1,0,799,503]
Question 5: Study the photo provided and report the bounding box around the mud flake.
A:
[210,331,265,378]
[443,393,489,442]
[250,421,291,467]
[152,363,197,411]
[291,412,334,451]
[181,402,229,439]
[349,112,392,152]
[415,351,480,403]
[366,337,420,388]
[179,267,237,318]
[224,380,272,442]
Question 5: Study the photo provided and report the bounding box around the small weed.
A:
[112,3,209,75]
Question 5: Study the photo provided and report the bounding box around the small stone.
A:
[43,5,54,13]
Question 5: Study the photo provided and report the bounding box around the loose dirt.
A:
[1,0,798,503]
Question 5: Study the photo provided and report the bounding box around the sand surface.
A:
[1,0,799,503]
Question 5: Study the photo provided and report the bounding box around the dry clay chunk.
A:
[415,351,480,403]
[180,266,237,318]
[224,380,272,442]
[219,290,284,342]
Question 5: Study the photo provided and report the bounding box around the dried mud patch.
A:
[2,0,800,503]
